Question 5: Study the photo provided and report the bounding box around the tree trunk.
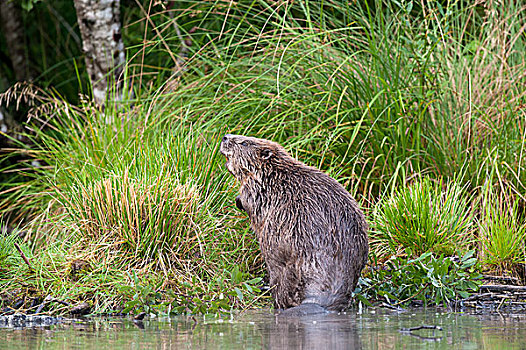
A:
[73,0,125,104]
[0,1,31,143]
[0,0,31,82]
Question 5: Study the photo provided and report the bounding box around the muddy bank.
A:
[458,284,526,313]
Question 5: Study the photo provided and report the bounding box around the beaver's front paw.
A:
[235,195,245,211]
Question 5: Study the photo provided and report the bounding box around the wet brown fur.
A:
[220,134,369,311]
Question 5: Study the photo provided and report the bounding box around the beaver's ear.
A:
[261,148,273,160]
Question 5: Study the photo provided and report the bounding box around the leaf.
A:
[243,282,253,294]
[246,277,263,285]
[458,290,470,299]
[461,258,477,269]
[355,294,372,307]
[234,287,244,301]
[410,252,432,264]
[466,281,481,291]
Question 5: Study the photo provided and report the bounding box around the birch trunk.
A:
[73,0,125,104]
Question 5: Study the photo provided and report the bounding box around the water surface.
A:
[1,308,526,349]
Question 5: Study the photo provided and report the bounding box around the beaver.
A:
[220,134,369,314]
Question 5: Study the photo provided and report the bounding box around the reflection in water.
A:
[1,309,526,349]
[263,313,362,350]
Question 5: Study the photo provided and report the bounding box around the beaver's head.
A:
[220,134,285,181]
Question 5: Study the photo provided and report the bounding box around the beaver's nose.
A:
[222,134,233,142]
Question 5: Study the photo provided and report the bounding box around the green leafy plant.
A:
[119,270,164,315]
[356,250,482,307]
[119,266,264,315]
[166,266,264,315]
[371,178,473,258]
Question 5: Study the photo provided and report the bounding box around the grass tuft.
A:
[371,178,473,258]
[480,192,526,274]
[65,170,202,272]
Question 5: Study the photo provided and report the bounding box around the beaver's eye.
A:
[240,141,249,147]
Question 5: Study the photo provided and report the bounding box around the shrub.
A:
[371,178,473,258]
[356,250,482,307]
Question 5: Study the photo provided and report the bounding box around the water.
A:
[1,308,526,349]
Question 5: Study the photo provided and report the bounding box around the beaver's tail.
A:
[277,303,328,317]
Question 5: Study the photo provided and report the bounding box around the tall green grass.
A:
[132,0,525,201]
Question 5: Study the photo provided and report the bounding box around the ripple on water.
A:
[1,308,526,350]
